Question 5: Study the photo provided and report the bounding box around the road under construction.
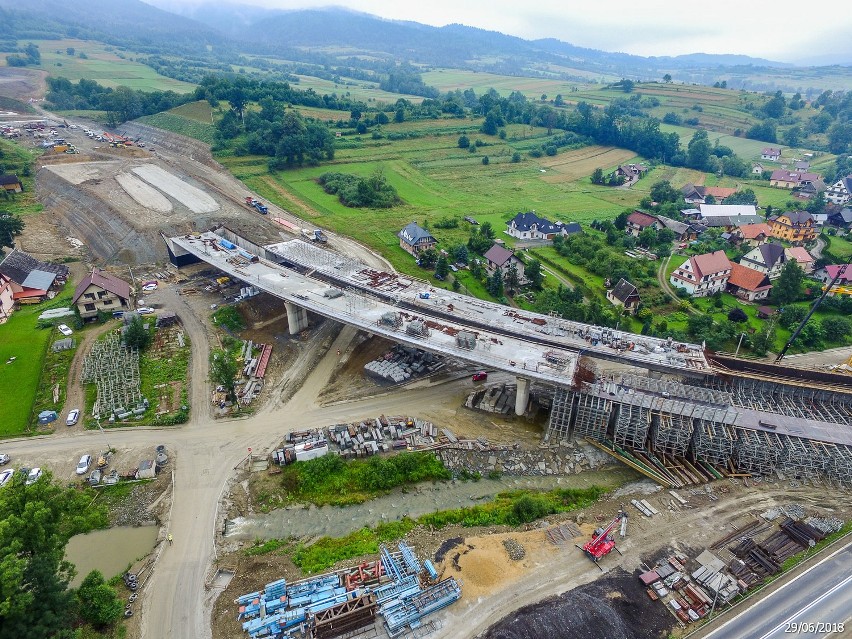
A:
[165,227,852,486]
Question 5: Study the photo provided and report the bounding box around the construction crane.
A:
[578,511,625,569]
[776,263,849,363]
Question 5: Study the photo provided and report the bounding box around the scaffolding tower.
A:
[570,392,613,442]
[777,435,830,479]
[612,396,652,449]
[733,428,784,476]
[545,388,574,442]
[651,400,696,457]
[691,407,737,466]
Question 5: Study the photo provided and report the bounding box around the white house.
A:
[826,175,852,206]
[739,244,787,280]
[669,250,731,297]
[505,211,579,240]
[761,147,782,161]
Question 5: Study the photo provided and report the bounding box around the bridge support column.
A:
[285,302,308,335]
[647,370,663,380]
[515,376,531,416]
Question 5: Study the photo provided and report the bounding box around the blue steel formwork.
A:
[383,578,462,636]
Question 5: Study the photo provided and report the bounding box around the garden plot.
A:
[115,172,174,214]
[538,146,637,183]
[132,164,219,214]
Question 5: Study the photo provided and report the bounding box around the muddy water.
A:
[65,526,158,587]
[228,472,613,541]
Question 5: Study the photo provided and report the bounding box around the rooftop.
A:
[727,263,771,292]
[72,268,132,305]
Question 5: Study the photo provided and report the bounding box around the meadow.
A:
[3,39,197,93]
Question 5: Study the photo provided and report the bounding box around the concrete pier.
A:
[285,302,308,335]
[515,376,530,416]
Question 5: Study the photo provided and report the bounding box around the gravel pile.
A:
[503,538,525,561]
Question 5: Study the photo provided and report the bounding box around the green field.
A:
[4,39,197,93]
[136,111,216,144]
[289,74,425,106]
[422,69,600,100]
[825,235,852,261]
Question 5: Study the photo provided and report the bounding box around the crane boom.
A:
[581,511,625,563]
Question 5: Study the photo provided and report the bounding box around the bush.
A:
[512,494,550,524]
[318,171,401,208]
[728,308,749,323]
[212,305,245,332]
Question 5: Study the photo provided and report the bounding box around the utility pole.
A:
[735,332,746,357]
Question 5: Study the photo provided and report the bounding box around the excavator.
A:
[578,511,626,570]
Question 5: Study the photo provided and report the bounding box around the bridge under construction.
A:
[165,227,852,485]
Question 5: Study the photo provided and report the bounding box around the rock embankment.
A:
[438,441,611,477]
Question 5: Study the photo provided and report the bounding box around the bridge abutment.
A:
[285,302,309,335]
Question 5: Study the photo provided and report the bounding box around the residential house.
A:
[669,250,732,297]
[740,243,787,279]
[0,272,13,322]
[757,306,776,319]
[701,215,765,232]
[505,211,579,240]
[482,244,525,280]
[734,223,773,247]
[680,184,738,205]
[769,211,816,243]
[626,210,663,237]
[761,147,782,161]
[794,178,826,199]
[785,246,815,273]
[827,208,852,229]
[794,161,810,171]
[825,174,852,205]
[0,249,69,304]
[72,268,132,319]
[0,174,22,193]
[814,264,852,290]
[606,278,641,314]
[769,170,821,190]
[726,263,772,301]
[397,222,436,256]
[698,204,758,219]
[752,163,764,175]
[614,163,647,184]
[655,216,693,241]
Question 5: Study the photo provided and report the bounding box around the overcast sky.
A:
[157,0,852,64]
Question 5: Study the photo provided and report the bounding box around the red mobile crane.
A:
[579,511,625,569]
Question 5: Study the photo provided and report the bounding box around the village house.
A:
[680,184,738,205]
[397,222,436,256]
[0,174,23,193]
[700,215,764,232]
[669,250,732,297]
[825,174,852,206]
[625,210,663,237]
[655,216,696,241]
[0,272,13,322]
[482,244,526,280]
[785,246,815,274]
[814,264,852,293]
[0,248,70,305]
[739,243,787,280]
[606,278,641,314]
[72,268,132,319]
[827,208,852,229]
[794,161,810,171]
[698,204,758,219]
[613,163,647,185]
[769,169,821,190]
[761,147,782,161]
[734,223,773,247]
[726,263,772,301]
[505,211,579,241]
[794,178,827,200]
[769,211,816,244]
[752,163,765,175]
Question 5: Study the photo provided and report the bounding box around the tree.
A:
[457,134,470,149]
[613,210,629,231]
[784,125,802,148]
[0,472,108,639]
[504,261,520,295]
[637,227,657,249]
[820,316,852,342]
[76,570,123,627]
[124,315,151,350]
[394,108,405,123]
[656,228,676,246]
[525,259,543,290]
[453,244,469,265]
[486,268,504,298]
[0,212,24,251]
[417,248,438,269]
[591,168,604,184]
[228,86,248,121]
[687,129,712,171]
[481,155,489,165]
[210,350,239,401]
[728,308,748,323]
[434,255,449,280]
[511,151,521,163]
[779,304,808,330]
[376,111,389,125]
[772,261,804,306]
[649,180,680,204]
[663,74,672,83]
[724,189,758,205]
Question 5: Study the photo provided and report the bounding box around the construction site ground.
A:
[210,470,852,639]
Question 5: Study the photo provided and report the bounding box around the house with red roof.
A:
[761,148,782,161]
[72,268,132,319]
[784,247,815,274]
[726,263,772,301]
[625,210,663,237]
[734,223,773,247]
[814,264,852,295]
[669,250,732,297]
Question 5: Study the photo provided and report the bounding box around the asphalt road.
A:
[702,542,852,639]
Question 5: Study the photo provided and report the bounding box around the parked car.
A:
[26,467,43,485]
[66,408,80,426]
[0,468,14,487]
[0,453,9,465]
[89,469,102,485]
[142,281,158,292]
[76,454,92,475]
[137,307,155,315]
[57,324,73,336]
[472,371,488,382]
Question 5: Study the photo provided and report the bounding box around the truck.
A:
[300,229,328,243]
[244,196,268,214]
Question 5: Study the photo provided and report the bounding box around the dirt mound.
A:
[481,568,675,639]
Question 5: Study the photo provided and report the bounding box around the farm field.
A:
[136,111,216,144]
[290,74,425,106]
[826,235,852,261]
[16,39,197,93]
[422,69,595,99]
